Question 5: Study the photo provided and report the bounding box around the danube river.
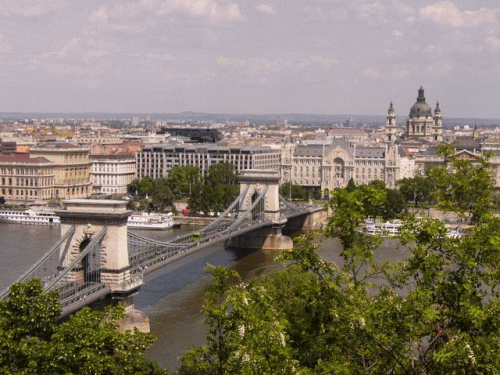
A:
[0,222,403,371]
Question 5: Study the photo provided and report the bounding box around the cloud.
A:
[419,1,497,27]
[0,33,11,53]
[298,55,336,68]
[215,55,336,72]
[364,68,380,79]
[216,56,246,66]
[256,4,275,14]
[393,30,403,38]
[360,2,383,16]
[393,1,414,14]
[157,0,245,21]
[486,36,500,48]
[89,6,109,23]
[0,0,66,16]
[406,16,415,22]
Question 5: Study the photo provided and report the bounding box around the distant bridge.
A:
[0,170,324,328]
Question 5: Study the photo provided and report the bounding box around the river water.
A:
[0,222,403,371]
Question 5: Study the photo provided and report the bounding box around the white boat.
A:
[127,212,177,230]
[445,225,461,238]
[363,219,402,237]
[0,207,60,225]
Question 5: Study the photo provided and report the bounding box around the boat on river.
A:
[127,212,178,230]
[362,219,402,237]
[0,207,60,225]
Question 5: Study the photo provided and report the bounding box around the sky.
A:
[1,0,500,118]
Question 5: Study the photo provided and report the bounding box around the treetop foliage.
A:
[0,279,165,375]
[177,143,500,374]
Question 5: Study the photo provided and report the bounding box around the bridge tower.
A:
[57,199,149,332]
[229,170,293,250]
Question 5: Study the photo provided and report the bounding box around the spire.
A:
[388,101,395,114]
[417,86,425,101]
[435,100,441,114]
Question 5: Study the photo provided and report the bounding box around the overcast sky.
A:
[1,0,500,118]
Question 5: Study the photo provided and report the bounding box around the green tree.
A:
[178,143,500,374]
[346,177,357,192]
[278,181,293,199]
[379,188,407,220]
[187,163,238,214]
[167,166,201,196]
[151,177,174,212]
[397,175,432,207]
[428,143,495,224]
[0,279,165,375]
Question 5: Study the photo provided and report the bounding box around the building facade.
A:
[136,144,280,179]
[30,143,92,199]
[281,140,409,192]
[0,154,55,204]
[90,154,136,196]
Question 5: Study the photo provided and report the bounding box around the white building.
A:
[136,144,280,179]
[90,154,136,195]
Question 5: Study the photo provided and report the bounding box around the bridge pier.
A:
[227,224,293,250]
[58,199,150,333]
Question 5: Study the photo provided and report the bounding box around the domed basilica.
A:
[386,86,443,144]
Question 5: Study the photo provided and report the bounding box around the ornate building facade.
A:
[30,143,92,199]
[0,154,55,204]
[280,140,410,192]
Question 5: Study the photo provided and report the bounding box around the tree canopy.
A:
[0,279,165,375]
[176,144,500,374]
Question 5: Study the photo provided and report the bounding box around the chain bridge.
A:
[0,170,324,330]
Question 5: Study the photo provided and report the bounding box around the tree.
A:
[428,143,495,224]
[397,175,432,207]
[151,178,174,212]
[278,182,293,199]
[187,163,239,214]
[167,166,201,197]
[379,188,407,220]
[346,177,357,192]
[177,143,500,374]
[207,163,238,187]
[0,279,165,375]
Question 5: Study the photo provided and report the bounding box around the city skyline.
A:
[1,1,500,118]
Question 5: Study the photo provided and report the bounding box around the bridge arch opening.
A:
[251,191,264,221]
[79,238,100,284]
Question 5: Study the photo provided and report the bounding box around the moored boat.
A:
[127,212,177,230]
[0,207,60,225]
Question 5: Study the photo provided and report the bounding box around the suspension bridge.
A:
[0,170,324,329]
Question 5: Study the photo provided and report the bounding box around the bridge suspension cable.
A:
[44,227,107,293]
[0,226,76,300]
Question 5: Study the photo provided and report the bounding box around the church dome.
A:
[409,86,432,116]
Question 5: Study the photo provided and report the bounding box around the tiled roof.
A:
[0,154,51,164]
[355,147,385,158]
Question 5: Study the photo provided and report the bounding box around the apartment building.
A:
[0,154,55,204]
[30,143,92,199]
[90,153,136,195]
[136,144,280,179]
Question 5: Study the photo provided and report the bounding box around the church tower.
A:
[433,101,443,142]
[386,101,397,142]
[406,86,441,142]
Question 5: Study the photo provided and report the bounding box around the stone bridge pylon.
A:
[57,199,149,332]
[228,169,293,250]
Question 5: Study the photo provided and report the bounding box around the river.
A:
[0,222,403,371]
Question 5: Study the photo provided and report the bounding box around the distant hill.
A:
[0,112,498,129]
